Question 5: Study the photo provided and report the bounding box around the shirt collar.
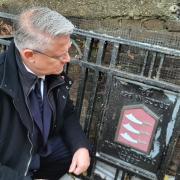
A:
[23,63,45,80]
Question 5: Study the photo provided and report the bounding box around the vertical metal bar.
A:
[148,52,157,78]
[110,42,120,68]
[75,37,93,118]
[121,171,126,180]
[156,53,165,80]
[96,39,105,65]
[83,37,92,62]
[75,67,88,119]
[84,70,99,137]
[83,40,106,136]
[95,73,113,152]
[141,50,149,76]
[3,45,6,51]
[114,169,119,180]
[175,160,180,180]
[63,63,69,74]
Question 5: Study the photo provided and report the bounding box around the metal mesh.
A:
[70,17,180,51]
[69,35,180,86]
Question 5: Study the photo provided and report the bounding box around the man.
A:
[0,7,90,180]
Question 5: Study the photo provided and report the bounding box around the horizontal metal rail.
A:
[71,60,180,93]
[74,29,180,57]
[0,39,11,46]
[0,12,17,20]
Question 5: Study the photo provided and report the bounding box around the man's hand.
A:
[69,148,90,175]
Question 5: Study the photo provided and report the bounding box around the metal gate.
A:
[0,12,179,180]
[69,29,180,180]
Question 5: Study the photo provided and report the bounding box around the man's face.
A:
[22,35,72,76]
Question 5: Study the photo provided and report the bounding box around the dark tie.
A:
[34,78,43,115]
[29,78,44,133]
[29,78,52,146]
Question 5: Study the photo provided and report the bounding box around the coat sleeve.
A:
[0,164,31,180]
[61,96,91,154]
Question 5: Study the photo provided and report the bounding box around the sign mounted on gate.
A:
[96,76,180,180]
[115,105,158,154]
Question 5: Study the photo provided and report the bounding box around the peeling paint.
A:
[166,97,180,145]
[165,92,177,103]
[149,128,161,158]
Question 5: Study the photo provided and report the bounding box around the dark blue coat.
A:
[0,42,90,180]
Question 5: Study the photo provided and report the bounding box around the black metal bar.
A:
[86,75,114,180]
[96,39,105,65]
[141,50,149,76]
[114,169,119,180]
[148,52,157,78]
[121,171,126,180]
[84,70,99,137]
[98,74,113,136]
[74,29,180,57]
[156,53,165,80]
[75,67,88,119]
[93,74,114,180]
[85,75,114,180]
[83,37,92,62]
[63,63,69,74]
[75,37,93,118]
[175,159,180,180]
[110,43,120,68]
[71,60,180,93]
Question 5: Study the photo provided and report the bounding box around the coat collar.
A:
[0,41,20,98]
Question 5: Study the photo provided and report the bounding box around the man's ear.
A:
[20,49,34,63]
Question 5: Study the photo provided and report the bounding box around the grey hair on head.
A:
[14,7,74,51]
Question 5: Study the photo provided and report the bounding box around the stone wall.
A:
[0,0,180,33]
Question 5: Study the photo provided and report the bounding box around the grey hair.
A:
[14,7,74,51]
